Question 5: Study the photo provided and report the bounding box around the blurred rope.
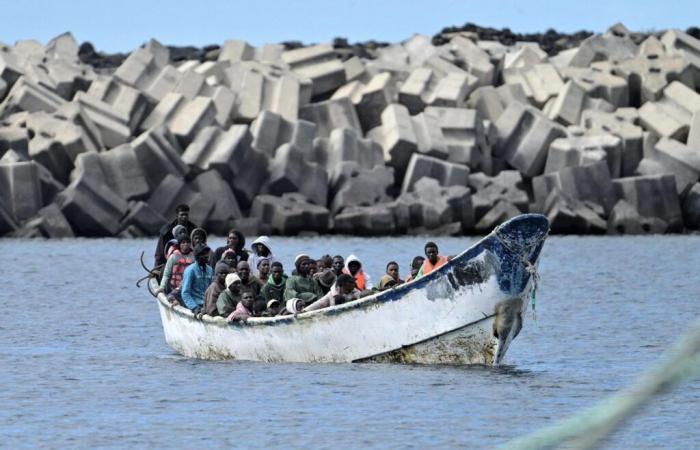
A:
[500,316,700,450]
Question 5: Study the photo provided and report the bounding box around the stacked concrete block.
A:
[167,96,217,147]
[132,125,187,190]
[475,200,526,234]
[15,203,75,238]
[0,48,23,89]
[298,97,362,138]
[581,109,644,176]
[661,29,700,86]
[74,92,132,148]
[636,137,700,196]
[399,67,476,114]
[682,183,700,229]
[147,174,214,228]
[545,80,615,126]
[424,106,491,172]
[218,40,255,63]
[449,35,495,86]
[333,204,397,235]
[203,85,237,128]
[493,102,566,177]
[250,111,315,158]
[400,154,469,194]
[502,45,547,72]
[282,44,346,97]
[533,160,617,215]
[394,177,474,232]
[332,72,396,131]
[545,131,623,178]
[560,65,629,108]
[607,199,668,234]
[540,188,607,234]
[569,29,638,68]
[612,174,683,231]
[191,170,242,235]
[0,76,66,118]
[638,81,700,141]
[0,160,43,223]
[250,193,330,234]
[97,144,150,201]
[119,200,166,236]
[330,165,394,214]
[266,143,328,206]
[312,127,383,186]
[689,111,700,149]
[0,126,29,158]
[86,76,151,133]
[468,171,529,223]
[466,84,529,123]
[503,63,564,107]
[171,62,206,99]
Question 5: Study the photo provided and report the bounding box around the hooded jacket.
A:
[181,261,214,311]
[343,254,373,290]
[190,227,208,246]
[154,218,197,268]
[247,236,277,277]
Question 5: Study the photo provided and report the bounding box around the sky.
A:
[1,0,697,53]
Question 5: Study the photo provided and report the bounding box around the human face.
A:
[176,210,189,225]
[259,260,270,275]
[179,241,191,254]
[197,250,210,265]
[308,261,317,275]
[217,270,228,284]
[227,232,238,249]
[332,257,344,274]
[298,259,310,276]
[237,264,250,281]
[193,234,204,247]
[175,228,187,241]
[223,254,235,267]
[241,292,254,309]
[229,281,241,294]
[425,246,438,264]
[257,244,270,257]
[348,261,361,276]
[387,263,399,280]
[271,266,283,283]
[339,281,355,295]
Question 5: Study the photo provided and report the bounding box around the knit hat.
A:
[286,298,303,314]
[257,257,271,268]
[317,269,336,288]
[215,261,230,275]
[294,254,311,268]
[225,273,241,288]
[193,244,211,259]
[267,299,280,310]
[172,224,187,239]
[191,227,207,243]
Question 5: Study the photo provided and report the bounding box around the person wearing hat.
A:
[247,235,277,277]
[261,298,283,317]
[343,254,373,290]
[203,262,230,316]
[154,204,198,269]
[158,235,193,300]
[303,274,362,312]
[313,269,337,295]
[217,273,243,317]
[284,254,323,305]
[180,244,214,316]
[163,224,188,261]
[261,262,288,305]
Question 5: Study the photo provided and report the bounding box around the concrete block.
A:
[503,63,564,107]
[468,171,529,222]
[394,177,473,232]
[298,97,361,138]
[661,29,700,86]
[282,44,346,96]
[581,109,644,176]
[333,72,396,131]
[449,35,495,86]
[607,199,668,234]
[493,102,566,178]
[569,32,638,68]
[147,174,214,228]
[0,76,65,117]
[690,111,700,150]
[612,174,683,231]
[250,192,330,234]
[144,65,183,102]
[0,160,42,222]
[404,34,439,67]
[114,41,170,96]
[312,127,383,185]
[466,83,529,123]
[266,142,328,206]
[545,132,623,178]
[638,81,700,141]
[411,111,449,161]
[0,193,18,234]
[139,92,186,132]
[98,144,150,200]
[542,188,607,234]
[167,96,217,147]
[330,164,393,214]
[119,200,166,236]
[250,111,316,158]
[218,40,255,62]
[503,45,547,71]
[173,64,206,99]
[533,160,617,215]
[343,56,367,83]
[0,126,28,157]
[191,170,242,235]
[424,106,491,172]
[132,125,187,190]
[561,65,629,108]
[474,200,524,234]
[612,53,694,106]
[333,204,396,235]
[399,67,476,114]
[636,137,700,196]
[682,183,700,229]
[366,104,417,176]
[0,49,23,87]
[86,76,151,132]
[203,85,236,128]
[55,102,104,154]
[547,80,615,126]
[401,153,469,194]
[74,91,132,148]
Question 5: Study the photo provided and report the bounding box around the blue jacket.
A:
[181,263,214,310]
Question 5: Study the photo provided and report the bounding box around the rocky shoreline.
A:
[1,23,699,238]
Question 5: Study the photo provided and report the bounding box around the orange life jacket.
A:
[171,250,194,290]
[343,268,368,290]
[422,256,449,276]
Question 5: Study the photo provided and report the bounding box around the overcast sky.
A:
[2,0,697,52]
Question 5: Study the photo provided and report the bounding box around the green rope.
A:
[500,316,700,450]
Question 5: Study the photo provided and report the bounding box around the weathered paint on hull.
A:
[151,214,548,365]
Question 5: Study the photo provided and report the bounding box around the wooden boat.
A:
[148,214,549,365]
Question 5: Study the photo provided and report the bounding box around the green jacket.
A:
[217,289,242,317]
[284,275,323,304]
[261,275,288,303]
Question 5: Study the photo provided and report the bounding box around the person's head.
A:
[411,256,425,276]
[253,236,271,257]
[346,255,361,276]
[386,261,399,280]
[425,242,439,264]
[332,255,344,274]
[295,254,311,277]
[266,299,280,314]
[215,262,229,285]
[226,230,240,250]
[193,244,211,266]
[222,250,236,268]
[258,258,270,276]
[270,262,284,284]
[317,269,337,290]
[237,261,250,282]
[175,204,189,225]
[191,228,207,247]
[336,274,357,295]
[178,236,192,254]
[320,255,333,270]
[308,259,318,275]
[226,273,242,293]
[172,224,187,242]
[240,291,254,310]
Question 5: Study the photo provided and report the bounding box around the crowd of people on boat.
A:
[153,204,451,322]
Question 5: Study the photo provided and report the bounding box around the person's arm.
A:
[284,277,298,301]
[180,268,197,310]
[159,256,176,291]
[303,291,332,312]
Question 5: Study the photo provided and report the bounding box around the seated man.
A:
[158,235,193,302]
[261,262,287,304]
[227,291,255,322]
[416,242,449,279]
[405,256,425,282]
[203,262,229,316]
[343,254,373,290]
[314,269,336,295]
[217,273,243,317]
[303,274,362,312]
[331,255,345,277]
[236,261,263,298]
[284,254,323,305]
[378,261,403,290]
[180,244,214,316]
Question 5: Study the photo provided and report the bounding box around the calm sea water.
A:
[1,235,699,449]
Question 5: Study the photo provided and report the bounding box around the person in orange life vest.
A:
[157,235,194,303]
[343,254,373,290]
[405,256,425,282]
[415,242,450,279]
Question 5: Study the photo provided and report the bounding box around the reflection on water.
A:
[1,235,699,448]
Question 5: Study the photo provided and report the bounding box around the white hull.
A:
[150,214,549,365]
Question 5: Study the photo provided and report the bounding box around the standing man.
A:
[155,204,197,269]
[416,242,449,279]
[180,244,214,317]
